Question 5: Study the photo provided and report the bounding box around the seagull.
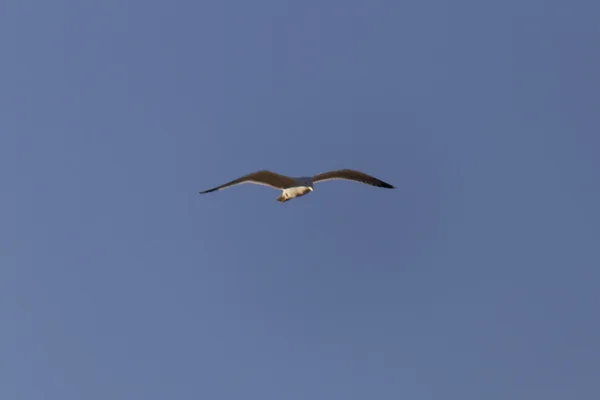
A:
[199,169,394,202]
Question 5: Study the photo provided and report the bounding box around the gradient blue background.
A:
[2,1,599,399]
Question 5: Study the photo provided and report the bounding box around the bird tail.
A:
[276,193,289,202]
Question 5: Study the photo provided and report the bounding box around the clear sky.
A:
[2,1,599,399]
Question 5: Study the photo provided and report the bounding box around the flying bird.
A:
[199,169,394,202]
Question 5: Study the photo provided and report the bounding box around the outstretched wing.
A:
[199,170,296,194]
[312,169,394,189]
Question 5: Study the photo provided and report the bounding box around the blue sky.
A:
[2,1,599,399]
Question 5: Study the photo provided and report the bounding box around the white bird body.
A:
[199,169,394,203]
[278,181,314,202]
